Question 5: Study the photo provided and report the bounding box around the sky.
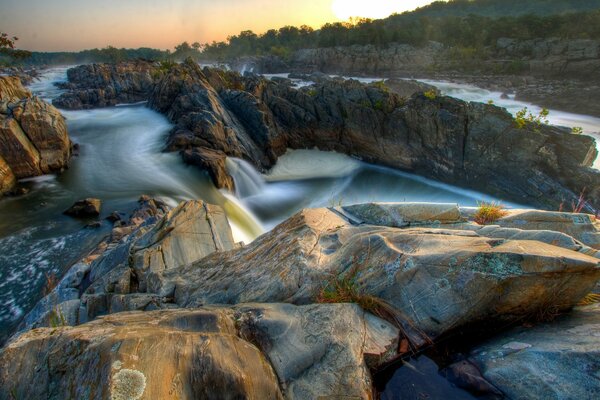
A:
[0,0,441,52]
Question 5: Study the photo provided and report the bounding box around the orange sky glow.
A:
[0,0,440,51]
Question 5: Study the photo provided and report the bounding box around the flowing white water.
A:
[0,68,260,340]
[228,149,521,231]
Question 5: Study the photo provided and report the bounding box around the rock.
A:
[0,308,283,399]
[0,304,399,399]
[8,201,600,398]
[164,205,600,344]
[383,78,439,98]
[106,211,122,223]
[64,198,102,218]
[148,61,599,210]
[453,303,600,399]
[52,61,600,210]
[497,209,600,250]
[53,60,163,109]
[130,200,236,294]
[0,155,16,196]
[16,199,235,331]
[0,76,72,179]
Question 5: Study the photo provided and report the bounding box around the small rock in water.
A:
[106,211,122,223]
[64,198,102,218]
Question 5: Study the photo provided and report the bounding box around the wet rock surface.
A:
[64,197,102,218]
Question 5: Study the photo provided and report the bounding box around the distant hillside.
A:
[201,1,600,60]
[407,0,600,18]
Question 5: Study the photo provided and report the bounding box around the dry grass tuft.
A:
[473,201,508,225]
[43,272,59,296]
[317,265,431,355]
[578,293,600,306]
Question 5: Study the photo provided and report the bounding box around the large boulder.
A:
[0,303,399,400]
[165,204,600,343]
[451,303,600,399]
[0,76,72,180]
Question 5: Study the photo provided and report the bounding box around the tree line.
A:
[201,9,600,60]
[3,0,600,66]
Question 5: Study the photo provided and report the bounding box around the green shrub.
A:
[424,89,437,100]
[515,107,549,130]
[572,126,583,134]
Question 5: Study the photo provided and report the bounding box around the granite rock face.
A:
[14,199,235,333]
[166,204,600,342]
[53,60,600,210]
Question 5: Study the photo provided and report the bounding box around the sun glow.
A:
[332,0,405,20]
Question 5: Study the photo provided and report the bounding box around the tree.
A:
[0,32,31,60]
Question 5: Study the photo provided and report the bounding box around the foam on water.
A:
[265,149,362,181]
[227,149,523,231]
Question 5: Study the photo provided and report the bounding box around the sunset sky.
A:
[0,0,441,51]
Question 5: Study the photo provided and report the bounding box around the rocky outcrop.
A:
[53,60,600,209]
[450,303,600,399]
[53,60,163,109]
[166,204,600,342]
[64,198,102,218]
[241,38,600,80]
[14,199,235,333]
[383,78,439,98]
[5,200,600,398]
[18,201,600,343]
[0,303,398,400]
[0,76,72,189]
[148,61,599,211]
[495,37,600,77]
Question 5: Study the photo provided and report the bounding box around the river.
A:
[0,67,598,342]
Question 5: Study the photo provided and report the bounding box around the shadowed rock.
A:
[53,60,600,210]
[449,303,600,399]
[64,198,102,218]
[53,61,162,109]
[0,155,16,196]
